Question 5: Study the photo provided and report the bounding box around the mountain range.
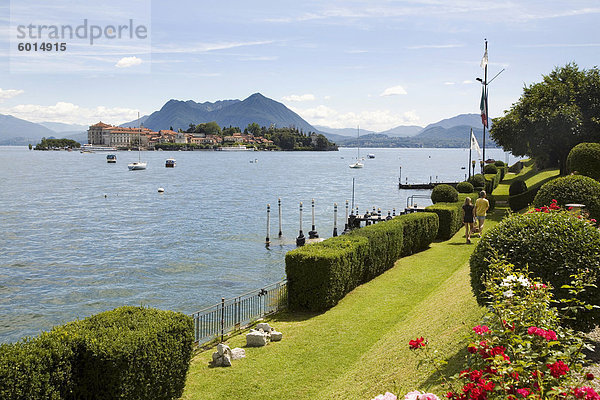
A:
[0,92,493,148]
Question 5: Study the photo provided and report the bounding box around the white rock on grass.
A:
[231,347,246,360]
[217,343,231,356]
[211,351,232,367]
[271,331,283,342]
[246,329,268,347]
[255,322,272,332]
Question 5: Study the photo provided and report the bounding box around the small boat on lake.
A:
[106,154,117,163]
[165,158,176,168]
[367,154,375,159]
[349,125,364,169]
[128,113,147,171]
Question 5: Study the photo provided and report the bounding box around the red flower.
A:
[473,325,490,335]
[573,386,600,400]
[468,344,478,354]
[546,360,569,378]
[409,337,426,349]
[587,373,595,381]
[516,388,530,397]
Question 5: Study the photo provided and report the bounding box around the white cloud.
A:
[0,88,24,101]
[462,80,474,84]
[406,44,464,50]
[380,85,407,97]
[291,104,420,132]
[444,82,455,85]
[324,95,332,100]
[0,102,140,125]
[115,56,143,68]
[282,94,316,102]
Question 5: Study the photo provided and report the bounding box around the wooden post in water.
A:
[296,202,305,246]
[265,204,271,246]
[278,198,282,238]
[343,200,349,233]
[308,199,319,239]
[333,203,338,237]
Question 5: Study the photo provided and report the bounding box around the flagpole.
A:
[482,39,488,171]
[469,128,473,179]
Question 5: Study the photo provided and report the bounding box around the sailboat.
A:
[128,113,147,171]
[349,125,364,169]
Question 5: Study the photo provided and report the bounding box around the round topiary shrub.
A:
[483,164,498,174]
[509,179,528,196]
[494,160,505,167]
[431,184,458,203]
[533,175,600,221]
[470,211,600,332]
[567,142,600,180]
[468,174,486,188]
[456,181,474,193]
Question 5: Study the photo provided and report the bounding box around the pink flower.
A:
[516,388,530,397]
[373,392,398,400]
[573,386,600,400]
[473,325,490,335]
[404,391,440,400]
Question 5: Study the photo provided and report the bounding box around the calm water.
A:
[0,146,516,343]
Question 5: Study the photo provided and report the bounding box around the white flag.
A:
[470,129,482,159]
[480,49,488,68]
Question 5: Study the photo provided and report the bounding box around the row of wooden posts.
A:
[265,199,400,247]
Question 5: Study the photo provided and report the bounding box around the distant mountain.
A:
[120,115,150,128]
[0,113,57,145]
[127,93,317,133]
[314,125,376,137]
[39,121,88,133]
[423,113,489,130]
[379,125,423,137]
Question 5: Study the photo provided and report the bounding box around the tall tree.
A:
[491,63,600,174]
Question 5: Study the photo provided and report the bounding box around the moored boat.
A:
[106,154,117,163]
[165,158,176,168]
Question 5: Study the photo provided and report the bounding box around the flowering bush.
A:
[408,261,598,400]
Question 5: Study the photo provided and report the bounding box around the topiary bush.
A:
[509,179,528,196]
[425,202,464,240]
[567,142,600,180]
[483,164,498,174]
[469,174,486,188]
[431,184,458,203]
[494,160,505,167]
[456,181,474,193]
[533,175,600,221]
[0,307,194,400]
[469,211,600,332]
[398,212,439,256]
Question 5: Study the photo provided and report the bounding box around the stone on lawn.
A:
[246,329,268,347]
[231,347,246,360]
[271,331,283,342]
[217,343,231,356]
[255,322,272,332]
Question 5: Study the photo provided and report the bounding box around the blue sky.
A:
[0,0,599,131]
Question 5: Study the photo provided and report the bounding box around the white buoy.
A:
[158,187,165,193]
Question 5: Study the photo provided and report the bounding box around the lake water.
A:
[0,146,517,343]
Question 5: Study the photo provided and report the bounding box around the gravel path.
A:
[584,326,600,391]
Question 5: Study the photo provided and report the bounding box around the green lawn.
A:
[493,159,560,201]
[181,213,507,400]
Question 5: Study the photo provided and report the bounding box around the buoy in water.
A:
[158,188,165,193]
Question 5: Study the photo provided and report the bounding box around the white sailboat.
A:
[128,113,147,171]
[349,125,364,169]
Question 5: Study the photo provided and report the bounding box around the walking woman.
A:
[462,197,475,244]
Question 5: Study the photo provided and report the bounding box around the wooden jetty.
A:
[398,181,460,190]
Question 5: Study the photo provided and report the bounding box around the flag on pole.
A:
[480,86,488,128]
[470,128,482,159]
[480,48,488,68]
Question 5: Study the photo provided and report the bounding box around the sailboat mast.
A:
[357,125,360,160]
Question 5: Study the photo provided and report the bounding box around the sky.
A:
[0,0,599,132]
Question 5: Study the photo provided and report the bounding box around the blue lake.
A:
[0,146,517,343]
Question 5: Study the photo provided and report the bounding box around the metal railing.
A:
[191,280,287,345]
[406,194,432,208]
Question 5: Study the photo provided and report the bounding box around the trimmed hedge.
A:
[508,161,524,173]
[0,307,194,400]
[285,213,438,311]
[508,186,541,212]
[431,184,458,203]
[494,160,505,167]
[456,181,474,193]
[468,174,486,188]
[567,142,600,180]
[484,169,502,194]
[483,164,498,174]
[469,211,600,332]
[533,175,600,220]
[509,179,528,196]
[425,202,463,240]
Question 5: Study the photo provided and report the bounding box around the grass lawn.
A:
[181,212,507,400]
[493,159,560,201]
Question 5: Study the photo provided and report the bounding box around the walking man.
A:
[473,190,489,237]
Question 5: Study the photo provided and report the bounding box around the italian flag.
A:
[480,86,488,128]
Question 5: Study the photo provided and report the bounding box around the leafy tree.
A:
[490,63,600,174]
[315,134,329,150]
[246,123,261,136]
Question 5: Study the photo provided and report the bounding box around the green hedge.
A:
[508,186,541,212]
[425,203,463,240]
[508,161,524,173]
[567,142,600,180]
[0,307,194,400]
[484,169,502,194]
[533,175,600,220]
[431,184,458,203]
[456,181,474,193]
[285,213,438,312]
[509,179,528,196]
